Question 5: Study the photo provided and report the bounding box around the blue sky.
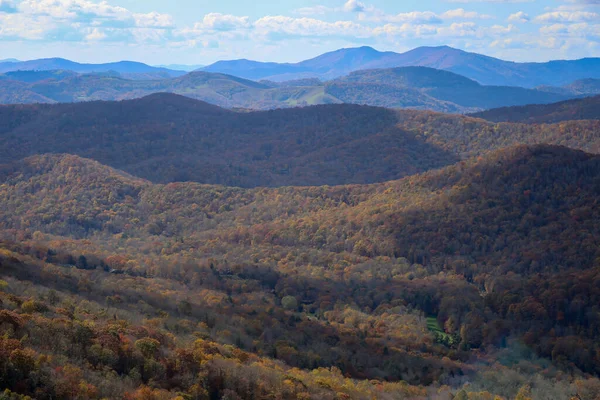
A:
[0,0,598,64]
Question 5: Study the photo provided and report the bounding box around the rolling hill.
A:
[0,67,579,112]
[0,93,598,188]
[0,94,459,187]
[332,67,571,110]
[0,145,600,398]
[201,45,600,87]
[562,78,600,95]
[470,95,600,123]
[0,71,342,108]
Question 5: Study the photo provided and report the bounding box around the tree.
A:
[77,255,88,269]
[135,338,160,359]
[281,296,298,311]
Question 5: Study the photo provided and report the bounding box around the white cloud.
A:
[489,24,518,34]
[507,11,530,22]
[373,20,517,41]
[438,22,480,37]
[254,16,371,38]
[372,23,438,38]
[365,11,443,24]
[539,22,600,38]
[442,8,493,19]
[343,0,366,12]
[134,12,174,28]
[534,11,599,23]
[362,8,492,24]
[294,6,331,16]
[539,24,570,34]
[197,13,251,31]
[446,0,533,3]
[18,0,130,20]
[0,0,174,42]
[564,0,600,6]
[0,12,56,39]
[85,27,107,41]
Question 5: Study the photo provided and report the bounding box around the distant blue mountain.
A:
[0,58,185,77]
[201,46,600,88]
[202,59,303,80]
[155,64,205,72]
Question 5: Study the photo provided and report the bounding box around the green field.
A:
[427,316,458,347]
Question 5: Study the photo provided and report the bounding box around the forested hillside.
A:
[0,146,600,398]
[0,71,345,109]
[0,94,461,187]
[335,67,571,109]
[0,93,598,188]
[0,66,578,112]
[470,95,600,124]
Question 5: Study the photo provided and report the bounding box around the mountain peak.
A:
[197,45,600,86]
[131,92,231,113]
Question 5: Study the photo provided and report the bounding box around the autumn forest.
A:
[0,70,600,399]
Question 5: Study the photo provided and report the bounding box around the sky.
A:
[0,0,598,65]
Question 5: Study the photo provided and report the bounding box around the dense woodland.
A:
[335,68,571,110]
[0,91,600,399]
[471,95,600,124]
[0,144,600,398]
[0,93,599,188]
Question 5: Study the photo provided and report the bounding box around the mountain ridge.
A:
[0,65,579,112]
[0,93,598,188]
[0,57,186,78]
[470,94,600,123]
[201,45,600,87]
[4,46,599,88]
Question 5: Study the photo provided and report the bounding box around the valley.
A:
[1,37,600,400]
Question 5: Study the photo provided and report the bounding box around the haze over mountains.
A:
[0,57,186,80]
[0,45,598,114]
[202,45,600,87]
[2,39,600,399]
[0,65,589,112]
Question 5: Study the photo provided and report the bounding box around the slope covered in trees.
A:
[337,67,571,110]
[0,66,579,112]
[0,241,437,400]
[470,95,600,124]
[0,93,599,188]
[0,94,462,187]
[1,146,600,398]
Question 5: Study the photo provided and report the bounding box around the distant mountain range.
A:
[0,57,185,80]
[201,46,600,88]
[0,66,587,112]
[5,46,599,89]
[155,64,205,71]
